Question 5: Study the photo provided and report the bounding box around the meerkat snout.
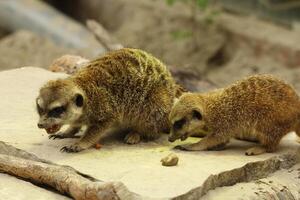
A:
[168,118,187,142]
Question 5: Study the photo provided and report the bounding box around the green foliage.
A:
[196,0,208,10]
[203,9,220,24]
[171,30,193,40]
[166,0,177,6]
[165,0,209,9]
[165,0,219,41]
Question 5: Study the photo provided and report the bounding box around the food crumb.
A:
[161,153,179,167]
[95,143,102,149]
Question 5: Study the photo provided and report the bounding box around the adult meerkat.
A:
[36,48,183,152]
[168,75,300,155]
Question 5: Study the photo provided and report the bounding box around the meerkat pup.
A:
[36,48,183,152]
[168,75,300,155]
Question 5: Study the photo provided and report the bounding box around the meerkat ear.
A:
[192,110,202,120]
[74,94,84,107]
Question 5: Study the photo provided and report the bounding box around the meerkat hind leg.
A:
[245,128,286,156]
[49,126,81,140]
[124,131,141,144]
[176,135,229,151]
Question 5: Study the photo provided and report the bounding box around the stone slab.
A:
[0,173,70,200]
[202,163,300,200]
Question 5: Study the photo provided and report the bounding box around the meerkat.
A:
[36,48,184,152]
[168,74,300,155]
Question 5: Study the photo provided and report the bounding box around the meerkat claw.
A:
[60,145,84,153]
[49,134,65,140]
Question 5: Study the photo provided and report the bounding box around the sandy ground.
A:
[0,67,299,199]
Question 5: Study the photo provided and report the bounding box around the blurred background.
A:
[0,0,300,91]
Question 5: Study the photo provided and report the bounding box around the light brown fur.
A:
[37,48,183,152]
[169,75,300,155]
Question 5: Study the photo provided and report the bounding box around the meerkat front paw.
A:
[174,143,204,151]
[245,146,266,156]
[174,144,190,151]
[124,132,141,144]
[49,133,80,140]
[60,144,85,153]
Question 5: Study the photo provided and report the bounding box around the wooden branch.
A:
[0,142,141,200]
[0,154,120,200]
[0,141,50,163]
[86,19,123,51]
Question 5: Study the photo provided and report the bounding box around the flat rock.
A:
[0,67,299,199]
[0,173,70,200]
[202,163,300,200]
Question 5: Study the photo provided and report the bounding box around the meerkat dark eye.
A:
[48,106,66,118]
[75,94,83,107]
[192,110,202,120]
[173,119,186,130]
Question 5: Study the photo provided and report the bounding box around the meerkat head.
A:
[168,93,209,142]
[36,79,85,134]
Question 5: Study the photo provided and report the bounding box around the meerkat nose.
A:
[37,123,44,129]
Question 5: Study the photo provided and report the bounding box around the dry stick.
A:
[0,142,142,200]
[0,141,50,163]
[0,141,97,181]
[86,19,123,51]
[0,154,119,200]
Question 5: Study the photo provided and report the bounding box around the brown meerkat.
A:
[168,74,300,155]
[36,48,184,152]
